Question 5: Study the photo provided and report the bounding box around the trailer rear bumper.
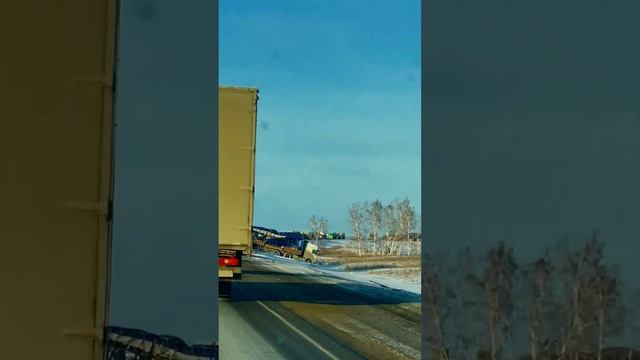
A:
[218,269,241,280]
[219,270,234,278]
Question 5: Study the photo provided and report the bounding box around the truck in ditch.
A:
[252,227,319,263]
[218,86,259,298]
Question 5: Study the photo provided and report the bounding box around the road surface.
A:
[219,254,421,360]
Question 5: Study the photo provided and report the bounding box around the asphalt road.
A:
[219,255,421,360]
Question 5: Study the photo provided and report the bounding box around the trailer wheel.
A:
[305,258,312,264]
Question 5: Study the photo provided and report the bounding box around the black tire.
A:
[305,258,312,264]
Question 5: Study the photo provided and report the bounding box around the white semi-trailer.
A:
[218,86,259,298]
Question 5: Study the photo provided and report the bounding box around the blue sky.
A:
[220,0,421,233]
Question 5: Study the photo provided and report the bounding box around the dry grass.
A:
[318,244,420,280]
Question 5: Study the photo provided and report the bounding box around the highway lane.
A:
[219,255,421,360]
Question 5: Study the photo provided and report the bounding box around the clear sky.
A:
[220,0,421,234]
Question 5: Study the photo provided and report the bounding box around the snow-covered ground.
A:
[250,251,421,295]
[320,239,352,249]
[315,266,420,294]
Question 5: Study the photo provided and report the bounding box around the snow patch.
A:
[314,267,421,295]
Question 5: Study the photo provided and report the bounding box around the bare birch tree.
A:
[350,199,414,256]
[393,200,407,255]
[631,289,640,350]
[425,251,453,360]
[414,213,422,256]
[405,212,416,256]
[308,215,320,245]
[423,235,631,359]
[369,200,383,255]
[396,197,415,255]
[318,216,328,245]
[383,202,398,255]
[482,241,518,360]
[360,201,371,254]
[592,264,624,360]
[555,232,604,359]
[348,203,365,256]
[523,250,555,360]
[451,247,484,360]
[630,290,640,354]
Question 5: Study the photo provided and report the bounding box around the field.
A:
[315,240,421,293]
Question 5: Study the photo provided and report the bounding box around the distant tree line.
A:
[424,231,640,360]
[348,197,420,257]
[310,231,346,240]
[305,215,346,243]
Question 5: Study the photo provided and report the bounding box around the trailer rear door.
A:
[219,87,259,254]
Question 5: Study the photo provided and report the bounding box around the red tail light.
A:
[219,257,240,267]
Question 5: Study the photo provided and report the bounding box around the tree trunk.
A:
[530,326,537,360]
[406,223,410,243]
[490,310,498,360]
[430,304,448,360]
[390,233,397,255]
[597,308,604,360]
[385,230,391,254]
[371,234,376,255]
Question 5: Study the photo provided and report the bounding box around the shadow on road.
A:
[229,280,421,305]
[242,270,307,277]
